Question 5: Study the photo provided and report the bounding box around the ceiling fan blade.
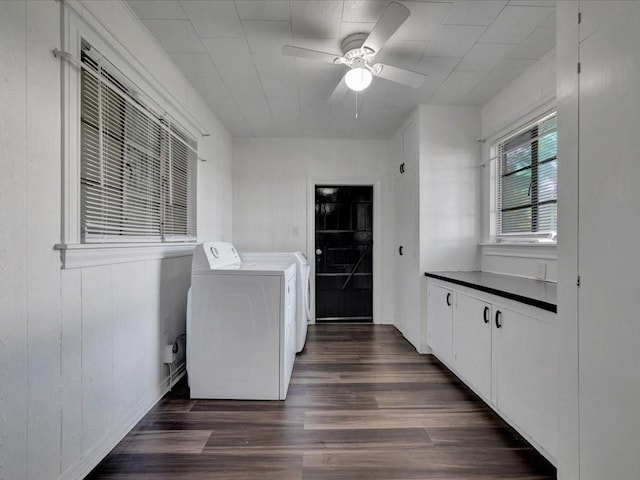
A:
[328,75,349,104]
[281,45,341,65]
[375,64,427,88]
[363,2,410,55]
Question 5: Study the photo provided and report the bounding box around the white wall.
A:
[479,51,557,281]
[0,2,232,479]
[418,105,482,352]
[419,105,482,273]
[232,138,394,324]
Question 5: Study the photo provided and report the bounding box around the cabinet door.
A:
[453,293,492,400]
[393,168,420,346]
[492,306,557,457]
[427,284,453,365]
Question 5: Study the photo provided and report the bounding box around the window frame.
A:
[484,104,558,245]
[58,5,199,268]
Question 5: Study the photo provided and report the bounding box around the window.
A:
[79,42,197,243]
[494,112,557,240]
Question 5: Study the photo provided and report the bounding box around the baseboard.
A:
[59,362,186,480]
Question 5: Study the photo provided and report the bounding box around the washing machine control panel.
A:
[201,241,241,269]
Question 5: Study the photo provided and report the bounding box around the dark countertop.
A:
[424,271,557,313]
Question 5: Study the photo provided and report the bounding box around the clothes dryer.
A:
[241,251,311,352]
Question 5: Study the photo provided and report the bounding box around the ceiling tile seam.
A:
[292,0,332,138]
[235,0,278,136]
[430,58,489,99]
[417,25,491,74]
[439,0,509,28]
[184,1,253,136]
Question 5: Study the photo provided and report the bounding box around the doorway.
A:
[315,185,373,323]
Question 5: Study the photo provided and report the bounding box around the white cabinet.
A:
[426,284,453,366]
[393,116,420,347]
[492,304,557,459]
[453,293,492,401]
[426,278,557,463]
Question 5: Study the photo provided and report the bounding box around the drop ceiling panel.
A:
[507,26,555,59]
[218,66,264,94]
[292,37,342,56]
[127,1,187,20]
[141,19,204,53]
[478,57,536,88]
[463,78,509,106]
[479,5,554,44]
[181,0,244,37]
[188,75,230,100]
[234,94,277,136]
[391,2,452,41]
[296,64,343,99]
[204,96,252,136]
[169,53,220,78]
[268,96,304,136]
[235,0,291,21]
[430,69,488,104]
[375,40,429,70]
[457,42,515,71]
[242,20,293,55]
[291,0,343,39]
[253,55,298,98]
[425,25,486,58]
[342,1,389,23]
[127,0,557,138]
[202,37,253,66]
[442,1,507,26]
[339,22,376,40]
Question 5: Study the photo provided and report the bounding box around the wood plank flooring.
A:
[87,324,556,479]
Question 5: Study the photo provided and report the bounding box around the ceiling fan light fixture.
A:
[345,66,373,92]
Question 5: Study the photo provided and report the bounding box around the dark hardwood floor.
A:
[87,324,556,479]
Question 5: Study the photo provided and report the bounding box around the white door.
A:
[577,2,640,478]
[427,284,453,365]
[453,293,492,401]
[492,305,557,458]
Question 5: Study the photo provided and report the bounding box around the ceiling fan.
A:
[281,2,427,103]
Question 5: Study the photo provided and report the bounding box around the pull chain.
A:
[355,90,359,119]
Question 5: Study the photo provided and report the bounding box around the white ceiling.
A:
[126,0,556,139]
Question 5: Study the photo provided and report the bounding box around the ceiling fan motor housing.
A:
[336,33,381,74]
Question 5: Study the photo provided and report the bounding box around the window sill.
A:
[55,242,197,269]
[480,242,557,260]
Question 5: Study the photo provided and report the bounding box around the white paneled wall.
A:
[419,105,482,273]
[232,138,394,324]
[59,257,191,477]
[480,51,557,281]
[0,2,232,479]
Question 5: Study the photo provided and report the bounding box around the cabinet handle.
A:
[399,246,404,256]
[483,306,490,324]
[495,310,503,328]
[446,292,452,306]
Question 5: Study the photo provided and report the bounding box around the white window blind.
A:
[495,113,557,239]
[80,44,197,243]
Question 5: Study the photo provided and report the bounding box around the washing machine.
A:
[188,242,297,400]
[241,251,312,352]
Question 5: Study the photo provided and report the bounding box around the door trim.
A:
[307,177,383,325]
